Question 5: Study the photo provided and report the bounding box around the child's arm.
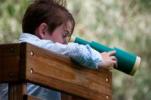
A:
[42,42,116,70]
[42,42,102,69]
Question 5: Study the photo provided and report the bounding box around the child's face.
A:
[50,21,73,44]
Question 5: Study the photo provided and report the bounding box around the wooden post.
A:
[0,44,20,83]
[8,83,26,100]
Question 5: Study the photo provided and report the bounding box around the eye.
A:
[63,31,70,37]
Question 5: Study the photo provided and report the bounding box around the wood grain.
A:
[0,43,112,100]
[25,43,112,100]
[0,43,20,82]
[23,94,42,100]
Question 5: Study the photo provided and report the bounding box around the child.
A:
[0,0,117,100]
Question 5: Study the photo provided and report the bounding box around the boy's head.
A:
[22,0,75,44]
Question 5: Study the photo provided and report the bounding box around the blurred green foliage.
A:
[0,0,151,100]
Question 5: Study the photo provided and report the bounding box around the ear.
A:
[35,23,49,39]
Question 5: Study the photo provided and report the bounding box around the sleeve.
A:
[41,42,103,69]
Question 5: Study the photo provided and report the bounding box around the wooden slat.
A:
[25,43,112,100]
[61,92,86,100]
[0,44,20,83]
[23,94,42,100]
[8,83,26,100]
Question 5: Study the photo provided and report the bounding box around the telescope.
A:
[72,37,141,76]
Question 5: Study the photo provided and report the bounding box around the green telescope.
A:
[72,37,141,76]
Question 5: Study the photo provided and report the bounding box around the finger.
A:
[110,60,116,65]
[111,56,117,61]
[108,50,116,56]
[112,60,118,68]
[114,62,118,68]
[111,56,118,68]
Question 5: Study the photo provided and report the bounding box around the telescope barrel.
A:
[73,37,141,76]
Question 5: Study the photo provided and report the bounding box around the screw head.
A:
[106,78,109,82]
[30,68,33,74]
[30,51,34,56]
[106,95,109,99]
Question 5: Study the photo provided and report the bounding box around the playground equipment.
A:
[0,43,112,100]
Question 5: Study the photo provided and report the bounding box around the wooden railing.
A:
[0,43,112,100]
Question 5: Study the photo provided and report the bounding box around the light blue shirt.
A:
[0,33,102,100]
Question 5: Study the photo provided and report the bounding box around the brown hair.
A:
[22,0,75,34]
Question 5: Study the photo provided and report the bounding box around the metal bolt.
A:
[30,68,33,74]
[106,95,109,99]
[106,78,109,82]
[30,51,34,56]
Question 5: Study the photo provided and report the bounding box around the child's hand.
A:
[100,51,117,70]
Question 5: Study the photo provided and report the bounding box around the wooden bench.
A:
[0,43,112,100]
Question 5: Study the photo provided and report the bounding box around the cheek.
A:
[58,36,64,43]
[53,32,65,43]
[58,35,68,44]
